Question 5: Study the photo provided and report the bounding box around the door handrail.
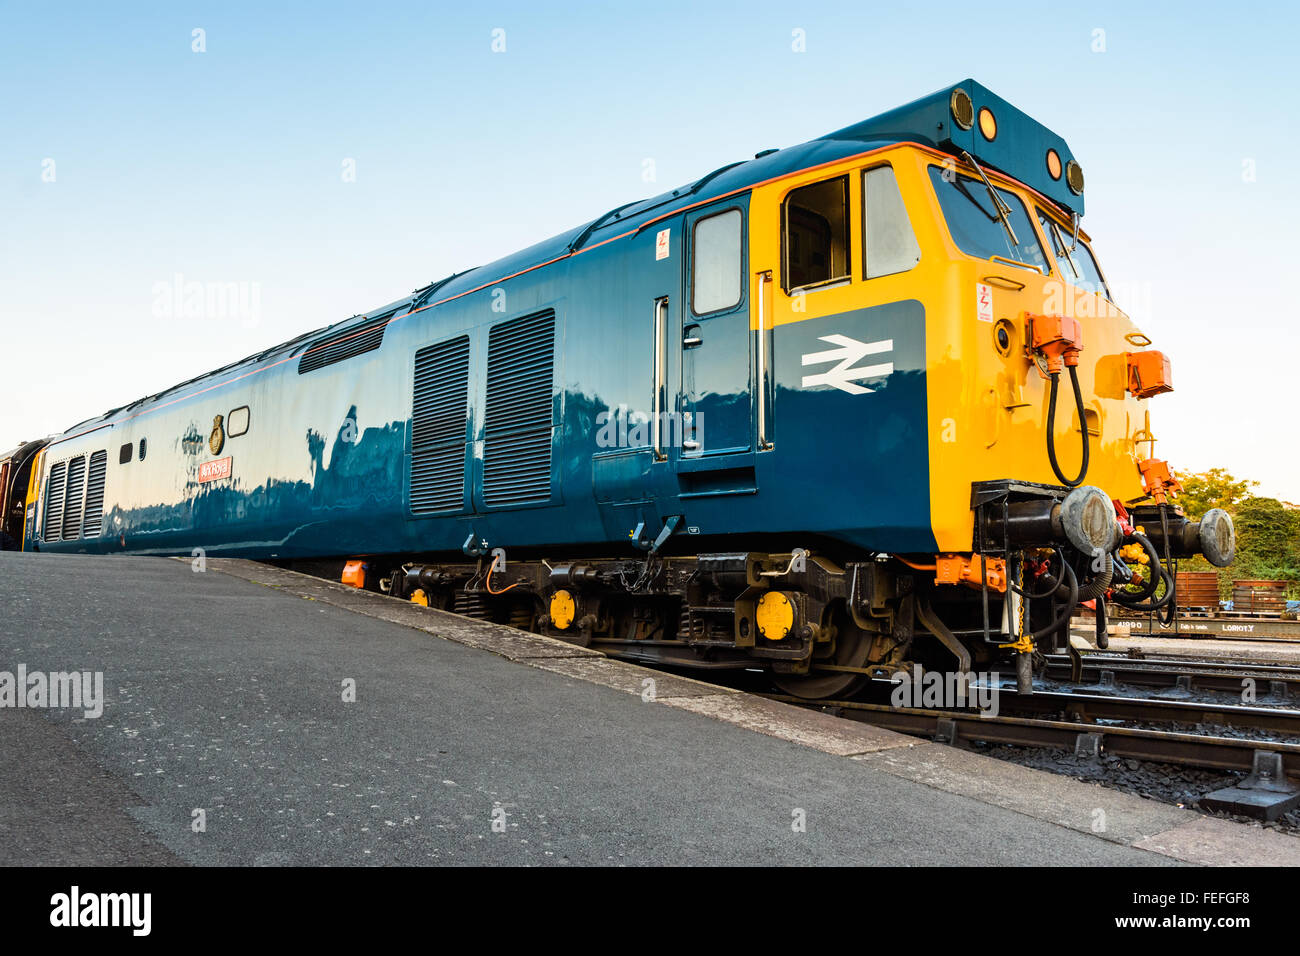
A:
[652,296,668,461]
[756,270,773,450]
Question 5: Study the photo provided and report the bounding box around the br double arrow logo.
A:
[800,334,894,395]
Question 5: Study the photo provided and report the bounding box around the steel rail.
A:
[1042,654,1300,695]
[992,689,1300,737]
[762,694,1300,778]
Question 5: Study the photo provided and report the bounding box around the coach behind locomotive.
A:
[16,80,1233,697]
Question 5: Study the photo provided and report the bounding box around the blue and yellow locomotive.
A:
[7,80,1235,696]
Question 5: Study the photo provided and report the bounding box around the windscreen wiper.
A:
[950,177,999,223]
[1049,220,1080,278]
[961,151,1018,247]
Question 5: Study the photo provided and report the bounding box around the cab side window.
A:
[862,166,921,279]
[691,209,743,315]
[782,176,849,292]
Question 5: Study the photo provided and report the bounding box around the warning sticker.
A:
[976,282,994,323]
[655,228,670,261]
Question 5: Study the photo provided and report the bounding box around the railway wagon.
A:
[12,80,1235,696]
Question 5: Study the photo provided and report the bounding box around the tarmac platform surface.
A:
[2,551,1297,866]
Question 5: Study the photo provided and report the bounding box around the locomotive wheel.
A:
[770,615,871,700]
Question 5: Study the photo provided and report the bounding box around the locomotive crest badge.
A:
[208,415,225,455]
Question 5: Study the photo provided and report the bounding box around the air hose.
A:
[1109,532,1162,605]
[1031,559,1079,641]
[1110,536,1176,613]
[1075,555,1112,603]
[1008,548,1065,599]
[1046,365,1090,487]
[1157,503,1178,625]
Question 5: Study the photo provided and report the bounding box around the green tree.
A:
[1231,497,1300,584]
[1176,468,1257,519]
[1168,470,1299,600]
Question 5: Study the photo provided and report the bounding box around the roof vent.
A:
[297,311,394,374]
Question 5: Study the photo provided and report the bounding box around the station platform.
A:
[1,551,1296,866]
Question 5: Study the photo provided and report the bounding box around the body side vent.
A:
[82,450,108,538]
[62,455,86,540]
[298,311,394,374]
[44,460,67,542]
[410,335,470,514]
[483,309,555,507]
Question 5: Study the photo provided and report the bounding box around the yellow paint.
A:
[549,589,576,630]
[756,591,794,641]
[410,588,429,606]
[21,447,46,551]
[747,144,1151,553]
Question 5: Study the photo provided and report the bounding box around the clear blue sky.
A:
[3,1,1296,499]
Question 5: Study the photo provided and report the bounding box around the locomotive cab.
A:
[0,439,46,551]
[739,80,1234,694]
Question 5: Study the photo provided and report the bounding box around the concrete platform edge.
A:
[205,558,1300,867]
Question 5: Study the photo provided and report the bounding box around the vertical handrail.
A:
[652,297,667,461]
[756,270,773,450]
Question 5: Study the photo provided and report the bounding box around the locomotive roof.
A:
[63,79,1080,438]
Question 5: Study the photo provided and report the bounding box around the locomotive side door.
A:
[679,201,752,460]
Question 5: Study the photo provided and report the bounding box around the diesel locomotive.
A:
[3,80,1236,697]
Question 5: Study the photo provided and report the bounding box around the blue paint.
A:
[31,81,1075,560]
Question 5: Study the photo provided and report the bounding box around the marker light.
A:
[978,107,997,141]
[1046,149,1062,180]
[950,88,974,130]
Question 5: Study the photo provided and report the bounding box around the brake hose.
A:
[1157,503,1177,625]
[1008,547,1065,599]
[1112,571,1175,612]
[1110,532,1163,606]
[1075,553,1112,603]
[1113,564,1176,613]
[1046,365,1090,487]
[1031,559,1079,641]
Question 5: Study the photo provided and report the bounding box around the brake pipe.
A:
[1110,532,1162,606]
[1031,559,1079,641]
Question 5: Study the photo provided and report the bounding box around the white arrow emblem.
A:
[800,334,894,395]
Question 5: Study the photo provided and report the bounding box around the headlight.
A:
[950,88,974,130]
[1066,160,1085,195]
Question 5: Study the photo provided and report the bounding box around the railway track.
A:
[764,688,1300,779]
[1042,653,1300,696]
[995,687,1300,735]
